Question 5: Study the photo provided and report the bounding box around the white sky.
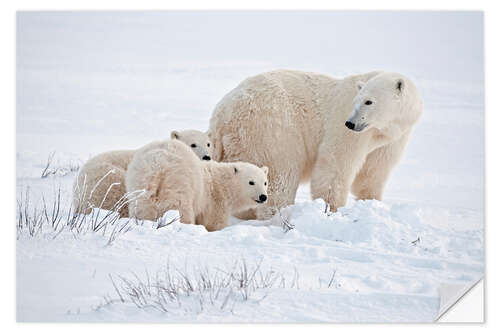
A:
[17,11,483,82]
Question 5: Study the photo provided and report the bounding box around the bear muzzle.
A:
[345,121,355,130]
[345,121,368,132]
[255,194,267,204]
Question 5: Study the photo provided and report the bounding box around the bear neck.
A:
[372,121,408,147]
[371,96,422,148]
[202,162,240,212]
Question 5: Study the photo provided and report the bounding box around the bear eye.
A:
[249,181,255,185]
[207,143,210,147]
[264,182,267,186]
[191,144,197,148]
[365,100,372,105]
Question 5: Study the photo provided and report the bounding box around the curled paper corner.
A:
[436,278,483,322]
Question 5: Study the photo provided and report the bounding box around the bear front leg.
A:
[204,210,229,232]
[310,145,367,212]
[310,169,350,212]
[351,132,410,201]
[256,167,301,220]
[233,208,257,220]
[178,201,196,225]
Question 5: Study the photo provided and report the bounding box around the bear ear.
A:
[171,130,180,140]
[396,79,404,94]
[261,166,268,175]
[356,81,365,91]
[234,167,238,174]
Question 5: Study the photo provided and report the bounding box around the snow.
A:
[16,11,484,322]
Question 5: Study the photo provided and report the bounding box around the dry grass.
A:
[96,259,301,315]
[41,151,81,178]
[278,210,295,233]
[16,184,152,245]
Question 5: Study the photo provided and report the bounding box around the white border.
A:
[3,0,497,331]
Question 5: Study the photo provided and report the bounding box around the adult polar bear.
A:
[209,70,422,219]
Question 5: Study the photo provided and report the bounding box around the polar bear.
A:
[126,139,269,231]
[73,129,213,217]
[209,70,422,219]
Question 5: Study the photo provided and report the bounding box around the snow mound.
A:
[259,199,483,262]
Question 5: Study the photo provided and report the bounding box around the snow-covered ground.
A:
[16,12,484,322]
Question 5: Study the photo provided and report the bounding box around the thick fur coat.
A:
[209,70,423,218]
[126,139,269,231]
[73,130,212,217]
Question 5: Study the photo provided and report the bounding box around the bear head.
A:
[231,162,269,209]
[171,129,213,161]
[345,72,423,139]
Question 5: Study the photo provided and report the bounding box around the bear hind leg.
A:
[74,163,128,217]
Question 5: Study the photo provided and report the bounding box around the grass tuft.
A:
[101,259,301,315]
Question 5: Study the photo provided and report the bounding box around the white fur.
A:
[171,129,213,161]
[73,129,213,216]
[126,139,269,231]
[209,70,423,218]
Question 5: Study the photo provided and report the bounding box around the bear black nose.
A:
[345,121,355,130]
[202,155,211,161]
[259,194,267,202]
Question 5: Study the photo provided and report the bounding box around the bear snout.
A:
[202,155,211,161]
[345,121,355,130]
[259,194,267,202]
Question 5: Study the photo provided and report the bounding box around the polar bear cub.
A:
[73,130,212,217]
[126,139,269,231]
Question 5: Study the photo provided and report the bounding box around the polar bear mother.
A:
[209,70,423,219]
